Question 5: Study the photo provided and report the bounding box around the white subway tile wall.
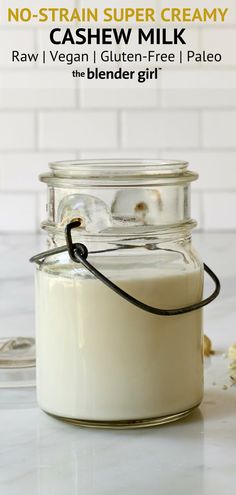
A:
[0,0,236,231]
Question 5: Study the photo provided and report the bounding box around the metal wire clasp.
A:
[65,220,88,262]
[64,221,221,316]
[30,221,221,316]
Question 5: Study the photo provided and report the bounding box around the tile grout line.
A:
[116,109,122,149]
[35,191,40,232]
[34,111,39,150]
[198,191,205,230]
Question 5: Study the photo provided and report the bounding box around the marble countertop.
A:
[0,233,236,495]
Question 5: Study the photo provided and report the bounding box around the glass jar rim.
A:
[40,159,198,186]
[50,158,188,176]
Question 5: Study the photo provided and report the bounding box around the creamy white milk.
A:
[36,263,203,421]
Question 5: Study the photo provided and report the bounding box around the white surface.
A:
[203,192,236,230]
[0,153,76,192]
[0,112,35,150]
[0,232,236,494]
[0,71,76,109]
[121,111,200,149]
[38,112,118,150]
[0,193,37,232]
[202,110,236,148]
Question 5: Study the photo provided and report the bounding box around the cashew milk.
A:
[36,263,203,421]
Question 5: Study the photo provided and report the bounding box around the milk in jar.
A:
[36,255,203,422]
[32,159,220,427]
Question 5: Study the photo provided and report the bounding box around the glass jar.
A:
[31,160,220,428]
